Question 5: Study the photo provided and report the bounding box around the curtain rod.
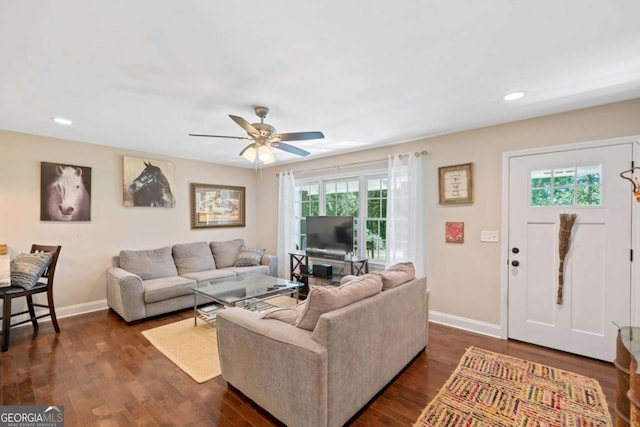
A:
[276,150,428,176]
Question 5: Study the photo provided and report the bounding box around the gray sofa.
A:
[216,263,428,427]
[106,239,277,322]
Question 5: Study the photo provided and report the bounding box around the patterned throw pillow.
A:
[234,246,265,267]
[10,252,53,290]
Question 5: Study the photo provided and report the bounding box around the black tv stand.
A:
[305,250,349,260]
[288,251,369,293]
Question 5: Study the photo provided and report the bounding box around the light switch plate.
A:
[481,230,499,242]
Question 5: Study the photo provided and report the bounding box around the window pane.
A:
[577,186,601,206]
[531,189,551,206]
[553,188,574,205]
[368,199,380,217]
[530,165,601,207]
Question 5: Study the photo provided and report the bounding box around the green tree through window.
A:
[530,165,601,207]
[295,172,388,262]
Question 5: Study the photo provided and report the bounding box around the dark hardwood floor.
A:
[1,309,617,426]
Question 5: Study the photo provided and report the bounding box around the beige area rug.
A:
[141,295,298,383]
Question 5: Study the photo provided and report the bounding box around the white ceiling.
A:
[2,1,640,168]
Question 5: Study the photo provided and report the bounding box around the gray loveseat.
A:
[106,239,277,322]
[216,263,428,427]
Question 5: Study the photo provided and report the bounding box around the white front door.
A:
[507,142,632,362]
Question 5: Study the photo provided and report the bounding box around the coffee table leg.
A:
[193,293,197,326]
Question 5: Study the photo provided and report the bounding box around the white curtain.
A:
[386,153,426,276]
[277,171,296,278]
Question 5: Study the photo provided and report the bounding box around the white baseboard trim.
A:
[429,310,503,338]
[7,299,109,329]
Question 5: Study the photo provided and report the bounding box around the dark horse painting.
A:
[129,161,175,207]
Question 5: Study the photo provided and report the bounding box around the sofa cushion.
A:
[227,265,270,276]
[210,239,244,268]
[10,252,52,290]
[172,241,216,275]
[120,247,178,280]
[374,262,416,290]
[261,301,308,325]
[235,245,265,267]
[296,274,383,331]
[143,276,197,303]
[180,269,236,283]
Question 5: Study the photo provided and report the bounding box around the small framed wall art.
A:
[438,162,474,204]
[191,183,246,228]
[445,222,464,243]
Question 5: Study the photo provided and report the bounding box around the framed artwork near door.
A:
[445,222,464,243]
[190,183,245,228]
[438,162,474,204]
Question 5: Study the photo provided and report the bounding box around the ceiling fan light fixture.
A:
[241,145,257,162]
[258,145,275,164]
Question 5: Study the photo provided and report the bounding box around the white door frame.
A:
[500,135,640,339]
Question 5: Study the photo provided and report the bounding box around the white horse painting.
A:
[41,163,91,221]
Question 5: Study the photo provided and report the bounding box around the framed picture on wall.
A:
[40,162,92,221]
[123,156,176,207]
[445,222,464,243]
[190,183,246,228]
[438,162,474,204]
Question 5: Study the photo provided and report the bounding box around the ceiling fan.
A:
[189,106,324,164]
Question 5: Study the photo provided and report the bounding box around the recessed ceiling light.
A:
[52,117,72,125]
[503,91,526,101]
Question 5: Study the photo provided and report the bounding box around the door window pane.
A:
[531,165,601,207]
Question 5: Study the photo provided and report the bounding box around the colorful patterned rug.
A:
[414,346,612,427]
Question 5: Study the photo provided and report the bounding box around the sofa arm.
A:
[260,254,278,276]
[216,308,328,427]
[106,267,146,322]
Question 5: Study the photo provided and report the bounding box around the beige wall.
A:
[0,131,261,311]
[257,98,640,326]
[2,98,640,324]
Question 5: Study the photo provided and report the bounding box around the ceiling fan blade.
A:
[189,133,252,140]
[271,131,324,142]
[229,115,260,137]
[271,142,310,157]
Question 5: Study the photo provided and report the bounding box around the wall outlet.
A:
[481,230,499,243]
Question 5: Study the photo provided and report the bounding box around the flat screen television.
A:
[306,216,354,257]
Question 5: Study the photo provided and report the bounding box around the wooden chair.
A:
[0,244,62,352]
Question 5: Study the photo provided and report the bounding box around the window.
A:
[294,183,319,251]
[295,172,388,263]
[366,177,387,261]
[530,165,601,207]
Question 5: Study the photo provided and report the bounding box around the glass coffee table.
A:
[187,274,303,325]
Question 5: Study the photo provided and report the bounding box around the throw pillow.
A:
[374,261,416,290]
[172,241,216,274]
[210,239,244,268]
[119,247,178,280]
[261,301,308,325]
[234,245,265,267]
[296,274,382,331]
[10,252,53,290]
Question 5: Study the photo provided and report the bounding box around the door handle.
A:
[511,260,520,267]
